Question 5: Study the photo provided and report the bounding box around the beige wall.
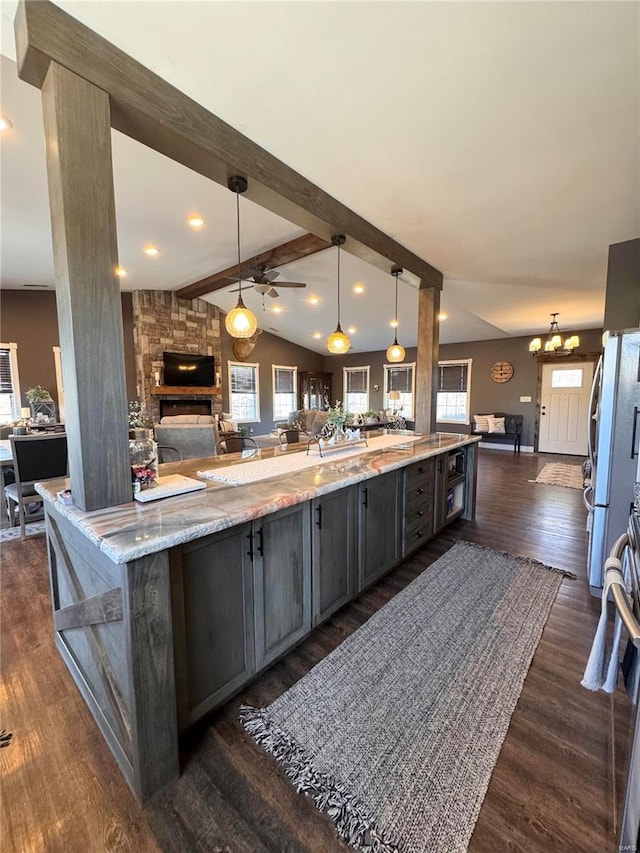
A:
[0,290,137,408]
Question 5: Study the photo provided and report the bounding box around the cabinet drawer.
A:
[406,459,435,493]
[404,512,433,548]
[405,485,434,515]
[405,502,433,527]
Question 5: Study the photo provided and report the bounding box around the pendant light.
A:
[326,234,351,354]
[386,266,405,363]
[225,175,258,339]
[528,312,580,356]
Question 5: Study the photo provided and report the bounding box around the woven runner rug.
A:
[0,522,46,543]
[241,541,572,853]
[531,462,584,489]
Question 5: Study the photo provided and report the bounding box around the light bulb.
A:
[386,342,406,363]
[326,326,351,354]
[529,338,541,353]
[225,297,258,338]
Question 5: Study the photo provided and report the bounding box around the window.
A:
[436,359,472,424]
[551,368,583,388]
[343,366,369,414]
[384,363,415,419]
[0,343,21,424]
[228,361,260,422]
[272,365,298,419]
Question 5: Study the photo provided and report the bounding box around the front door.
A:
[538,361,594,455]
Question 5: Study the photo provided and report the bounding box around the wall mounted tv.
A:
[162,352,216,387]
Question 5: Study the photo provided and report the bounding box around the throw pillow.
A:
[218,419,239,434]
[473,414,494,432]
[487,415,506,434]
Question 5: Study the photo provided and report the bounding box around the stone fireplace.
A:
[132,290,223,424]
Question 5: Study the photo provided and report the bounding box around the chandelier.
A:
[326,235,351,354]
[529,313,580,356]
[225,175,258,339]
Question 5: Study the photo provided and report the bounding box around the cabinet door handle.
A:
[416,510,424,518]
[415,530,423,539]
[417,466,424,474]
[257,526,264,557]
[315,505,322,530]
[362,487,368,509]
[416,487,424,495]
[246,530,254,561]
[632,406,639,459]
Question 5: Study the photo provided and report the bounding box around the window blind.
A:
[274,367,295,394]
[0,349,13,394]
[387,365,412,393]
[438,363,469,393]
[231,365,257,393]
[345,369,367,393]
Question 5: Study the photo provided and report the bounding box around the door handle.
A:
[246,530,254,561]
[416,487,424,495]
[257,526,264,557]
[362,487,368,509]
[315,504,322,530]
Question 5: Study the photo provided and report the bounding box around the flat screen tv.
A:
[162,352,215,387]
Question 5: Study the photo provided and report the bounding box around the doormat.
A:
[241,540,570,853]
[530,463,584,489]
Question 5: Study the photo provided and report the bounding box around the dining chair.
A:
[215,436,259,455]
[5,434,68,540]
[157,444,183,463]
[278,429,300,447]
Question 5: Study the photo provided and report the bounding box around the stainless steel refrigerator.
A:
[586,328,640,591]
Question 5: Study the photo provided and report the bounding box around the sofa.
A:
[154,414,239,459]
[275,409,329,436]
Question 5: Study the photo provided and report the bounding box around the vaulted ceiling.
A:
[1,1,638,353]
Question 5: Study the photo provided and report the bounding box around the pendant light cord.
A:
[393,270,399,344]
[236,192,242,299]
[336,243,341,327]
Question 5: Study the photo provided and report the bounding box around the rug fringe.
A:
[239,705,399,853]
[454,539,578,579]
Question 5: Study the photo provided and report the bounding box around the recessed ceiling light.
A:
[347,327,356,334]
[187,215,205,228]
[353,284,364,294]
[309,296,319,305]
[0,116,13,132]
[313,332,322,339]
[390,320,398,328]
[438,312,448,321]
[115,267,127,277]
[272,305,282,314]
[144,246,159,257]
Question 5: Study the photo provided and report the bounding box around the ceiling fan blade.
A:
[270,281,306,288]
[267,288,279,298]
[228,284,256,294]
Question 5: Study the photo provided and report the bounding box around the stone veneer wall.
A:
[132,290,222,424]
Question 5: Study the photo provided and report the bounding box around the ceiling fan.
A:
[230,264,306,299]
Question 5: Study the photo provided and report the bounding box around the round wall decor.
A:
[490,361,514,383]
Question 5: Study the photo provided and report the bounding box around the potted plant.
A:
[26,385,56,422]
[362,410,379,425]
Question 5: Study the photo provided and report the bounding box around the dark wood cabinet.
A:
[299,371,332,411]
[358,471,400,590]
[311,486,357,625]
[253,503,312,669]
[402,457,436,556]
[176,523,256,728]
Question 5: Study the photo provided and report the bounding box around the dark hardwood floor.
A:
[1,450,633,852]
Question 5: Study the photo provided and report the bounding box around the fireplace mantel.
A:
[152,386,221,396]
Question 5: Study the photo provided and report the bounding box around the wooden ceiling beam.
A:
[15,0,442,290]
[176,233,331,300]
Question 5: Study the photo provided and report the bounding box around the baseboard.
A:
[478,442,534,453]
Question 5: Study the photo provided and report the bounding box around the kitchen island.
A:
[36,431,479,802]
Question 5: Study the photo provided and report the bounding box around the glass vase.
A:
[129,429,158,493]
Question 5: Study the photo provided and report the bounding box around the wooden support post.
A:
[415,285,441,434]
[41,61,131,511]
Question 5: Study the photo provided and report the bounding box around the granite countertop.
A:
[36,432,479,565]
